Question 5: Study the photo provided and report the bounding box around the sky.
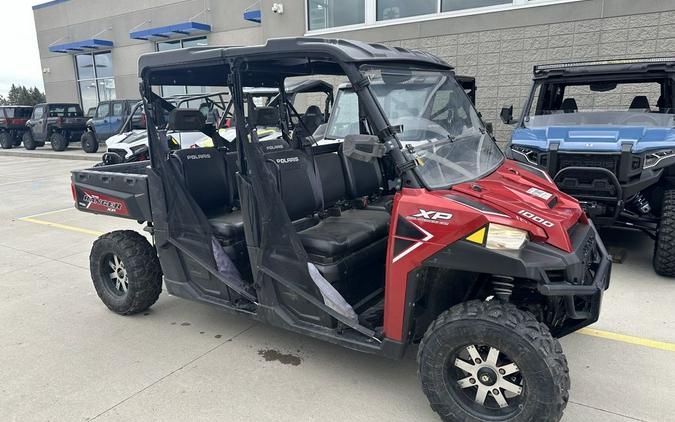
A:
[0,1,45,97]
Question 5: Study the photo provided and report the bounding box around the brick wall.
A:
[382,10,675,146]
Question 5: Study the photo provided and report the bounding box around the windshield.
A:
[524,78,675,128]
[331,66,503,189]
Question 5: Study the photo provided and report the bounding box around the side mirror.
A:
[500,105,515,125]
[343,134,385,163]
[485,122,494,135]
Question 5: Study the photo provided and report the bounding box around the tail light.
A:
[70,182,77,202]
[225,118,232,128]
[140,112,147,128]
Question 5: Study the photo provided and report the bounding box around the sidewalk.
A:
[0,145,101,162]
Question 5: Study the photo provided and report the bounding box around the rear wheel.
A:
[654,189,675,276]
[0,133,13,149]
[81,131,99,153]
[50,132,68,151]
[90,230,163,315]
[418,300,569,422]
[22,132,37,150]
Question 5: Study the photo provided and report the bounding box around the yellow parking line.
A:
[579,328,675,352]
[19,207,75,219]
[18,217,103,237]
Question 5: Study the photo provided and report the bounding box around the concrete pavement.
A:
[0,156,673,422]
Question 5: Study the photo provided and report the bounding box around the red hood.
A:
[448,160,585,252]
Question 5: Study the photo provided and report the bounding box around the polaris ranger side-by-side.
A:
[504,58,675,276]
[72,39,610,422]
[24,103,87,151]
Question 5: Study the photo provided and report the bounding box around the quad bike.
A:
[72,38,610,422]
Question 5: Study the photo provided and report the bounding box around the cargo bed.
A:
[71,161,152,222]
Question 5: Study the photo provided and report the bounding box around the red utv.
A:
[72,38,610,422]
[0,105,33,149]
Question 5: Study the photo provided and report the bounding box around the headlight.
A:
[510,145,538,164]
[644,150,675,169]
[486,223,528,250]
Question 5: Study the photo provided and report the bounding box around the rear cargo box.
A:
[71,161,152,222]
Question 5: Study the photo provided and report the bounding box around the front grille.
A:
[557,154,619,173]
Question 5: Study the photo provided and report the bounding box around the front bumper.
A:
[423,220,611,337]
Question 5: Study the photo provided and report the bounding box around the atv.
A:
[24,103,87,151]
[504,58,675,276]
[0,105,33,149]
[81,99,140,153]
[72,38,610,422]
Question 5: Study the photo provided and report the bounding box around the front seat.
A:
[629,96,651,111]
[561,98,578,114]
[300,105,325,136]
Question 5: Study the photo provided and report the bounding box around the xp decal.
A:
[409,209,453,225]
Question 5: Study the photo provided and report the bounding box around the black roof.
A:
[533,57,675,79]
[138,37,452,87]
[0,105,33,108]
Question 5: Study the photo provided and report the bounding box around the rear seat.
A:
[338,145,392,211]
[173,147,243,241]
[266,150,389,258]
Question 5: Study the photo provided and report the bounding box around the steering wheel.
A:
[619,113,660,126]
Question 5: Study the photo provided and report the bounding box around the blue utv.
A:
[502,58,675,276]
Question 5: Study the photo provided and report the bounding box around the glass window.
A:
[377,0,436,21]
[33,106,44,120]
[441,0,511,12]
[112,102,125,116]
[97,78,116,102]
[75,54,95,80]
[182,38,208,48]
[93,52,114,78]
[157,40,181,51]
[325,90,360,139]
[157,37,208,97]
[307,0,365,30]
[96,102,110,118]
[78,80,99,113]
[76,51,116,111]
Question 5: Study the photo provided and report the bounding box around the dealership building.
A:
[33,0,675,140]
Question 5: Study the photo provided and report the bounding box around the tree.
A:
[5,84,46,106]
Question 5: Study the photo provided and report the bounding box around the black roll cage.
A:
[139,44,447,188]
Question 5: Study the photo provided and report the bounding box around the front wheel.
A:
[418,300,569,422]
[81,131,99,153]
[50,132,68,151]
[22,131,37,150]
[653,189,675,276]
[90,230,163,315]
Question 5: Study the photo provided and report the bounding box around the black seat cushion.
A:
[561,98,578,113]
[208,210,244,239]
[298,208,390,257]
[629,95,650,111]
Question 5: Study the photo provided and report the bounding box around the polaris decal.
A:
[186,153,212,160]
[409,209,453,225]
[275,157,300,164]
[78,189,129,216]
[526,187,553,201]
[518,210,554,227]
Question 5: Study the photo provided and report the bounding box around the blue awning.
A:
[130,21,212,41]
[243,10,261,23]
[48,39,113,54]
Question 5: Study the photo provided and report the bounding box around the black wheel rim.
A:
[443,343,525,420]
[100,253,129,297]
